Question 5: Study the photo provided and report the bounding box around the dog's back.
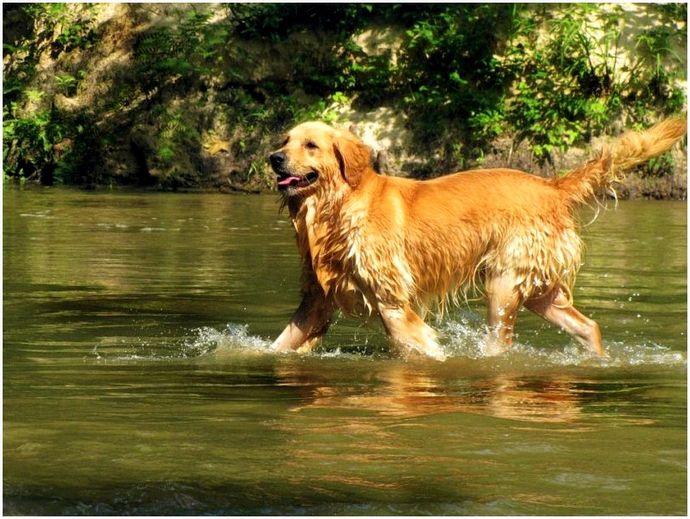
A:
[367,168,578,308]
[386,118,687,307]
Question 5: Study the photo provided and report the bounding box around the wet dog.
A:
[270,118,686,360]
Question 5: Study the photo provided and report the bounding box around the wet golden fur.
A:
[271,118,686,359]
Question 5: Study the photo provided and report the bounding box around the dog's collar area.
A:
[276,171,319,190]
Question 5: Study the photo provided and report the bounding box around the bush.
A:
[3,3,686,187]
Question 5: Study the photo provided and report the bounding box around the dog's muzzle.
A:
[270,152,319,191]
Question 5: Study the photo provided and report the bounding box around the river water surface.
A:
[3,188,687,515]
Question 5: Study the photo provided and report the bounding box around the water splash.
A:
[90,324,273,362]
[180,326,383,361]
[599,341,686,367]
[437,318,487,359]
[181,324,272,358]
[437,318,686,368]
[94,319,684,368]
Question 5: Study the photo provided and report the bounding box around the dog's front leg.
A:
[273,283,333,354]
[378,304,447,361]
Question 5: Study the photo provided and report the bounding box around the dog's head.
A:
[269,121,374,197]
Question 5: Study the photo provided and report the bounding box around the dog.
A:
[269,118,686,360]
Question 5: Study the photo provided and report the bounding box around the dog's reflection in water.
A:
[274,362,588,424]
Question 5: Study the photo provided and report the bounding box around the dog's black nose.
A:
[270,152,286,170]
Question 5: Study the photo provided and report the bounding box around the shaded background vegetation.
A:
[3,3,687,196]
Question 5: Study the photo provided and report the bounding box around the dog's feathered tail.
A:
[553,116,687,203]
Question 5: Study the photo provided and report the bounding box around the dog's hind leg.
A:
[378,304,447,361]
[483,274,523,356]
[524,285,605,356]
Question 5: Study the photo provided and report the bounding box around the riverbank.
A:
[3,4,686,197]
[4,165,687,201]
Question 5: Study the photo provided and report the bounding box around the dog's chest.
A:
[293,199,372,314]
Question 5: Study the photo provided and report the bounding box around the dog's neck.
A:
[285,186,349,222]
[284,169,381,250]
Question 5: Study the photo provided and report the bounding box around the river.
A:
[3,187,686,515]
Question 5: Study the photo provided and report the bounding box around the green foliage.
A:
[154,108,201,168]
[643,154,676,178]
[497,4,686,161]
[4,100,102,185]
[394,4,514,152]
[134,7,232,89]
[226,3,684,169]
[55,72,81,96]
[24,2,97,56]
[3,3,101,184]
[230,3,376,40]
[3,3,686,188]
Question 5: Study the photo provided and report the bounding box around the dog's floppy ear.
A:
[333,132,372,188]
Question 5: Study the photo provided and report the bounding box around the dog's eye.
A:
[281,137,289,147]
[305,141,319,150]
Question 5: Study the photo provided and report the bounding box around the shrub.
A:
[3,3,686,187]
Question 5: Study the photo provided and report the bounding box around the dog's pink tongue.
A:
[278,176,301,186]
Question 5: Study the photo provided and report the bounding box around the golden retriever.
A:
[269,118,686,360]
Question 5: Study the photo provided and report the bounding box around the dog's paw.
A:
[480,337,509,357]
[408,342,448,362]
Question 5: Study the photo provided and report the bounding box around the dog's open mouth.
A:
[276,171,319,191]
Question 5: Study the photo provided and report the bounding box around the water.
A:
[3,187,686,515]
